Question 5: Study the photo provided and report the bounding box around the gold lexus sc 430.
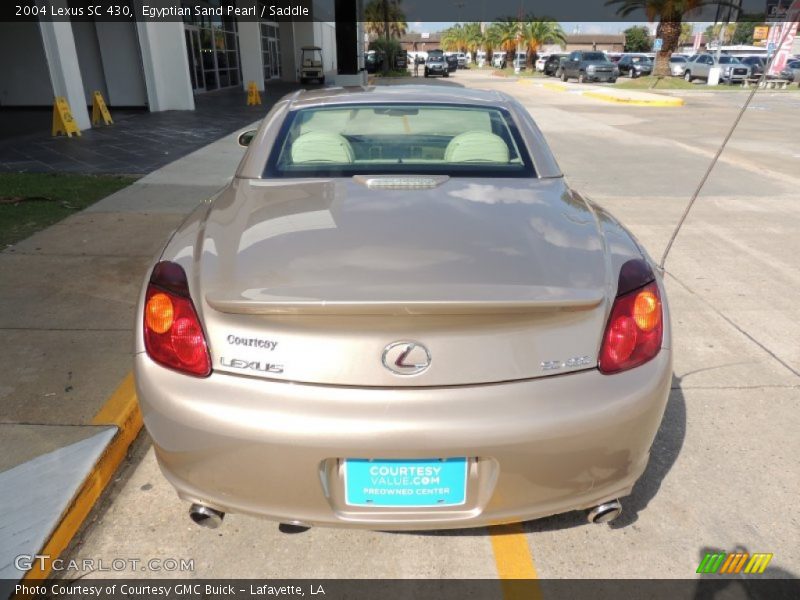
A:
[135,86,671,530]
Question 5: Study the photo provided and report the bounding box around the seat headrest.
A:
[290,131,354,164]
[444,131,510,163]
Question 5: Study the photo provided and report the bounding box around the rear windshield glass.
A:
[265,104,534,178]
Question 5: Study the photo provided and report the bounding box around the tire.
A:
[610,77,617,84]
[319,76,325,85]
[300,77,307,84]
[628,68,635,78]
[684,70,692,82]
[578,73,586,84]
[560,70,567,82]
[444,72,449,78]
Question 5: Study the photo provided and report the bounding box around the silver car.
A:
[684,54,751,84]
[136,86,672,531]
[669,55,688,77]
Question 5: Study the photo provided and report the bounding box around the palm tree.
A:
[486,19,523,56]
[521,17,566,67]
[364,0,408,39]
[441,24,466,52]
[606,0,737,77]
[462,22,484,62]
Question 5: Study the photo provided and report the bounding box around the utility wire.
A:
[659,20,797,269]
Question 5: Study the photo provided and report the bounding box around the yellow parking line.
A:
[582,90,684,107]
[489,523,543,600]
[21,372,142,583]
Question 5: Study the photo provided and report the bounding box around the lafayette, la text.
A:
[18,584,325,597]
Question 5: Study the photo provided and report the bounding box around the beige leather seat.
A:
[291,131,354,164]
[444,131,510,163]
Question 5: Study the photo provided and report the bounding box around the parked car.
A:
[779,59,800,83]
[535,53,550,71]
[512,52,527,70]
[738,55,765,77]
[476,50,487,66]
[424,55,449,78]
[365,50,383,74]
[668,55,688,77]
[617,54,653,78]
[684,54,751,84]
[456,52,468,68]
[445,54,458,72]
[561,51,618,83]
[492,52,507,69]
[140,86,672,531]
[543,53,569,77]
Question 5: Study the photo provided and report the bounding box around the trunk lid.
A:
[197,177,612,386]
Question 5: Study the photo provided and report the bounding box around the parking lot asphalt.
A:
[47,70,800,583]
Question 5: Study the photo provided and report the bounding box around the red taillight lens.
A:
[143,262,211,377]
[599,281,662,374]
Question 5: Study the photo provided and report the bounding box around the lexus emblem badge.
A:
[382,341,431,375]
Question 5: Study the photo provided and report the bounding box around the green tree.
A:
[485,19,523,55]
[624,25,653,52]
[364,1,407,39]
[607,0,739,77]
[369,36,401,72]
[521,17,566,66]
[678,22,694,46]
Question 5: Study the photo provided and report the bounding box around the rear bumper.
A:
[136,349,672,530]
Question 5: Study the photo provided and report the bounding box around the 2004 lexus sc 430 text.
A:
[134,86,671,530]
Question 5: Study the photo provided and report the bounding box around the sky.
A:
[407,21,701,35]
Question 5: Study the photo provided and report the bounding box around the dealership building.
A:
[0,0,364,131]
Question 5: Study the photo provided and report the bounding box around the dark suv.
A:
[543,53,569,77]
[561,51,618,83]
[617,54,653,78]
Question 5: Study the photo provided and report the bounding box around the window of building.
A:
[182,1,242,92]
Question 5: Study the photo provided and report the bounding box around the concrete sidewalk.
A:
[518,78,685,106]
[0,114,258,588]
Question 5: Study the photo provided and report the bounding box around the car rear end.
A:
[136,93,672,529]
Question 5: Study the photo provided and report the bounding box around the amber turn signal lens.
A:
[145,292,174,334]
[633,290,661,332]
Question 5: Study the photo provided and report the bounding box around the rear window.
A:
[265,104,534,178]
[582,53,607,61]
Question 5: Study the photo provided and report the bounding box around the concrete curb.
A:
[581,90,685,107]
[21,373,142,582]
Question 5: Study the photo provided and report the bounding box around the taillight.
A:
[143,261,211,377]
[598,281,663,374]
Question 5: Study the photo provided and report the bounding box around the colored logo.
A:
[697,552,773,575]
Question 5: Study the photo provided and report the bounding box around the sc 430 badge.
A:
[541,356,593,371]
[220,357,284,374]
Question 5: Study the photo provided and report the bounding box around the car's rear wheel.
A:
[629,68,635,78]
[578,73,586,84]
[560,70,567,82]
[684,70,693,82]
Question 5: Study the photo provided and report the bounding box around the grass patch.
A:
[615,76,800,91]
[0,173,136,247]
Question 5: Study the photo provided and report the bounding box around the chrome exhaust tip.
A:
[587,500,622,524]
[189,504,224,529]
[279,521,311,534]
